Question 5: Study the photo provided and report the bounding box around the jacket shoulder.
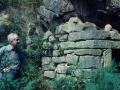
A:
[0,45,9,52]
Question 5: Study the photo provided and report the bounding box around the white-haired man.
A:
[0,33,26,89]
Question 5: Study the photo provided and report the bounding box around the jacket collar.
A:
[8,44,16,51]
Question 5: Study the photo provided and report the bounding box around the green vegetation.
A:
[53,77,85,90]
[0,75,18,90]
[85,61,120,90]
[0,33,47,90]
[0,0,42,11]
[53,61,120,90]
[19,33,49,90]
[0,0,45,88]
[0,0,120,90]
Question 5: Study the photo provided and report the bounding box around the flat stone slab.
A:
[66,54,78,65]
[60,42,76,49]
[52,57,66,63]
[78,56,101,69]
[60,40,118,49]
[44,71,56,78]
[68,30,110,41]
[74,49,102,55]
[76,40,112,49]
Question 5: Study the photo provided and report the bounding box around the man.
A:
[0,33,26,89]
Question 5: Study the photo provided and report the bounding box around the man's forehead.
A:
[13,35,19,38]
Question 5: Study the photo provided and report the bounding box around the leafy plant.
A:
[52,59,120,90]
[53,77,85,90]
[25,36,44,60]
[19,34,50,90]
[0,74,19,90]
[9,15,25,32]
[20,60,48,90]
[85,60,120,90]
[48,21,59,34]
[0,13,26,41]
[57,46,64,56]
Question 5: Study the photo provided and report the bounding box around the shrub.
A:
[0,0,43,10]
[0,13,25,41]
[85,61,120,90]
[0,75,19,90]
[19,34,49,90]
[53,77,85,90]
[20,58,48,90]
[52,60,120,90]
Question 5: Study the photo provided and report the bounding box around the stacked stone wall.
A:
[42,17,120,80]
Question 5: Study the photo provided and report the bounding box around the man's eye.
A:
[15,39,19,41]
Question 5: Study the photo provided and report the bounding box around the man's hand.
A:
[3,67,10,72]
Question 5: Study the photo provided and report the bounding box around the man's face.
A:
[11,35,20,47]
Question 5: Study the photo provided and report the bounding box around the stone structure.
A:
[37,0,76,22]
[42,17,120,80]
[37,0,120,31]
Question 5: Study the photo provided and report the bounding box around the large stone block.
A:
[44,71,56,78]
[38,0,76,22]
[64,50,74,54]
[52,57,66,63]
[78,56,101,69]
[103,49,112,67]
[37,6,58,22]
[55,17,84,34]
[55,64,69,74]
[61,21,84,33]
[42,57,52,65]
[60,42,76,49]
[43,0,62,14]
[74,49,102,55]
[76,40,112,49]
[66,54,78,65]
[68,30,110,41]
[59,34,68,41]
[56,74,66,80]
[76,40,94,49]
[42,62,56,70]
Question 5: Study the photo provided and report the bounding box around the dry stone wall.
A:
[42,17,120,80]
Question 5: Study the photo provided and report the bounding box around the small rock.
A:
[49,35,56,42]
[104,24,112,31]
[43,30,52,40]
